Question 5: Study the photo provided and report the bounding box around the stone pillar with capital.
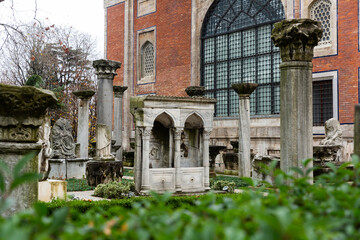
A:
[0,84,57,216]
[232,83,258,177]
[113,86,128,161]
[272,19,322,177]
[141,127,152,192]
[173,128,183,192]
[93,59,121,132]
[203,129,211,190]
[73,90,95,159]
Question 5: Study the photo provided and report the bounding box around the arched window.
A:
[201,0,285,117]
[141,41,154,79]
[310,0,332,46]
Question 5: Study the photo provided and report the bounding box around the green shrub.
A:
[211,175,252,188]
[211,180,236,193]
[94,181,135,199]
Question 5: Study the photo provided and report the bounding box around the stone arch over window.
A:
[200,0,285,117]
[302,0,337,57]
[310,0,332,46]
[141,41,155,79]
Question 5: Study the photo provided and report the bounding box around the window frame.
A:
[312,70,338,130]
[136,26,156,85]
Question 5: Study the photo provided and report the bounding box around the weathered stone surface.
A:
[48,158,89,179]
[185,86,205,97]
[0,84,56,216]
[73,90,94,159]
[113,86,128,97]
[313,145,343,166]
[320,118,343,146]
[38,116,52,181]
[232,83,258,97]
[355,105,360,156]
[0,84,57,143]
[272,19,323,62]
[86,161,123,187]
[113,86,128,161]
[38,180,67,202]
[73,90,95,99]
[223,153,238,170]
[93,59,121,80]
[95,124,114,160]
[50,118,76,159]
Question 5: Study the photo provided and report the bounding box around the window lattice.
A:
[310,0,332,46]
[313,80,333,126]
[201,0,285,117]
[141,42,154,78]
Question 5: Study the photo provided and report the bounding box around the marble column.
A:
[141,127,152,192]
[203,129,211,190]
[0,84,57,216]
[73,90,95,159]
[113,86,128,161]
[134,127,143,192]
[173,128,183,192]
[93,59,121,132]
[354,105,360,157]
[232,83,258,177]
[272,19,322,177]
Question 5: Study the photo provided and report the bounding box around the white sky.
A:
[0,0,105,57]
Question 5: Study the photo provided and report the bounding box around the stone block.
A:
[49,158,89,179]
[86,161,123,187]
[38,180,67,202]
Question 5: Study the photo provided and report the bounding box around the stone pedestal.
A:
[0,84,57,215]
[93,59,121,133]
[48,158,89,179]
[232,83,258,177]
[38,180,67,202]
[73,90,95,159]
[86,161,123,187]
[354,105,360,157]
[113,86,128,161]
[272,19,322,177]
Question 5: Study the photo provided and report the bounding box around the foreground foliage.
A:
[1,157,360,239]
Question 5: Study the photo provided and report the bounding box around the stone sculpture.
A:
[50,118,76,159]
[319,118,343,146]
[38,117,52,181]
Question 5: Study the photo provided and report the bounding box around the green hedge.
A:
[2,157,360,239]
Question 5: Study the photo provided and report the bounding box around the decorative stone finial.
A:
[93,59,122,80]
[271,19,323,62]
[0,84,57,142]
[73,90,95,99]
[113,86,128,97]
[185,86,205,97]
[232,83,258,97]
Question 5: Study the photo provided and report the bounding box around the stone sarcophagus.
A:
[131,94,216,194]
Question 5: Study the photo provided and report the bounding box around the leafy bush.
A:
[94,181,135,199]
[211,175,252,188]
[3,156,360,239]
[211,180,236,193]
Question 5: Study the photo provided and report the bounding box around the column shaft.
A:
[238,96,251,177]
[203,130,211,190]
[77,98,90,158]
[141,127,151,191]
[174,129,182,192]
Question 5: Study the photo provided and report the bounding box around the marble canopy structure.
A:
[131,95,216,193]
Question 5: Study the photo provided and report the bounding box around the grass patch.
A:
[211,175,252,188]
[123,168,134,177]
[67,179,95,192]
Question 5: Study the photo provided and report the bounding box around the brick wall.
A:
[134,0,192,96]
[107,2,125,86]
[311,0,359,123]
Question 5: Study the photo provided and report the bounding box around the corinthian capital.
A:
[93,59,122,80]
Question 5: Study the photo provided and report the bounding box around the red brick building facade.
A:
[104,0,357,158]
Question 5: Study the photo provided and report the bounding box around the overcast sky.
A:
[0,0,105,57]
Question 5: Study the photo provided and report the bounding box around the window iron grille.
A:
[313,80,333,126]
[141,41,155,78]
[201,0,285,117]
[310,0,332,46]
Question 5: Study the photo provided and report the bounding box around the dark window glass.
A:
[313,80,333,126]
[201,0,285,117]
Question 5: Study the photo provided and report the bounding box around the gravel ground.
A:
[67,191,108,201]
